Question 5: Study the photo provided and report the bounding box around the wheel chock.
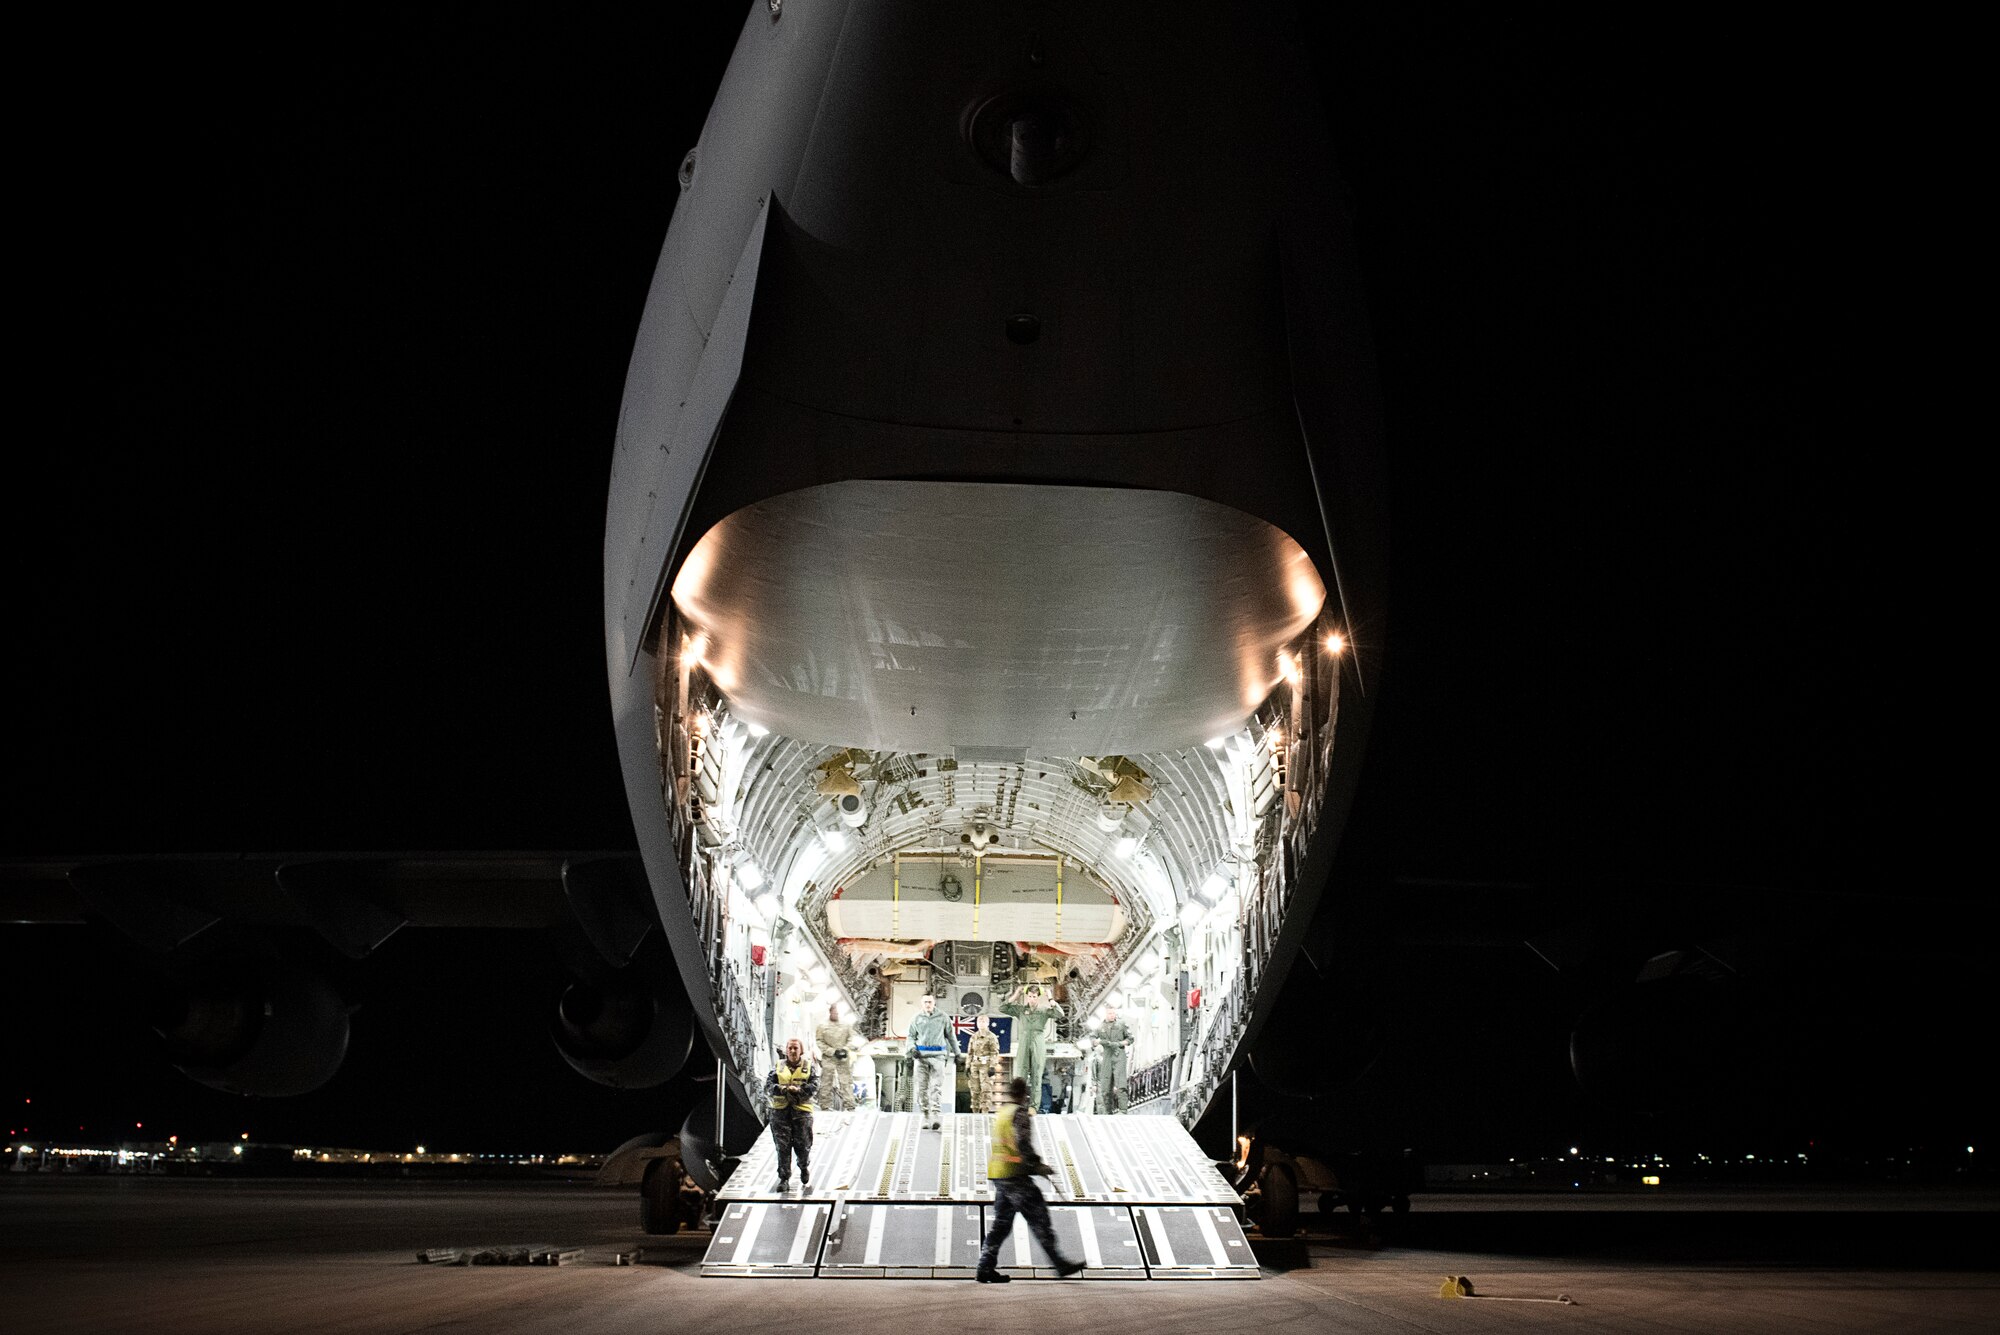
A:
[1438,1275,1574,1304]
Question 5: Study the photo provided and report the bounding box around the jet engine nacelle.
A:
[1569,969,1771,1115]
[551,973,696,1090]
[153,953,350,1097]
[676,1071,762,1192]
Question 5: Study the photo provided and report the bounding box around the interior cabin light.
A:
[1114,836,1138,858]
[746,720,770,737]
[819,828,848,853]
[1326,631,1345,655]
[1204,734,1230,750]
[736,858,767,893]
[1178,899,1205,931]
[1277,652,1301,684]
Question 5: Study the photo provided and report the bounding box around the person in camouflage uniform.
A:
[765,1036,819,1189]
[814,1003,859,1111]
[966,1015,1001,1113]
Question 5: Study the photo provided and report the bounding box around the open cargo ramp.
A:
[700,1111,1257,1279]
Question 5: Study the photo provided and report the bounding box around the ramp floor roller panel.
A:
[991,1203,1149,1279]
[716,1111,1239,1205]
[1131,1205,1261,1279]
[817,1203,986,1279]
[701,1200,834,1277]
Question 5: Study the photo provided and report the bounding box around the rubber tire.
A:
[639,1157,684,1235]
[1258,1162,1300,1238]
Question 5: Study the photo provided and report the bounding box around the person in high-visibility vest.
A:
[765,1037,818,1190]
[974,1077,1084,1282]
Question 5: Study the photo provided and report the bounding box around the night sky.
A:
[4,7,1963,1167]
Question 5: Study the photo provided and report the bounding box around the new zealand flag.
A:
[951,1014,1013,1054]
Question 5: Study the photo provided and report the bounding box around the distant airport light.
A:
[232,1145,243,1156]
[240,1132,250,1140]
[1642,1175,1661,1187]
[416,1145,426,1155]
[1326,631,1345,655]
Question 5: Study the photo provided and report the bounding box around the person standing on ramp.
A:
[815,1003,859,1111]
[974,1076,1084,1283]
[906,992,955,1129]
[766,1037,818,1190]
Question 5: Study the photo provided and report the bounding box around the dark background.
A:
[3,7,1957,1167]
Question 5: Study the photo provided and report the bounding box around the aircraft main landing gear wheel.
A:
[1257,1162,1299,1238]
[640,1157,685,1235]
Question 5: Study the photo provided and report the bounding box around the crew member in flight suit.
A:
[765,1037,818,1190]
[974,1077,1085,1283]
[966,1015,1001,1113]
[905,992,955,1129]
[1000,983,1062,1112]
[814,1003,859,1111]
[1093,1009,1136,1113]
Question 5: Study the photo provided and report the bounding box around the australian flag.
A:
[952,1013,1013,1054]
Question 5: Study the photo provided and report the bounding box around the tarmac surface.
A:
[3,1175,1996,1333]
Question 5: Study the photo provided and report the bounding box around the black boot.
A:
[1055,1257,1085,1278]
[974,1266,1011,1283]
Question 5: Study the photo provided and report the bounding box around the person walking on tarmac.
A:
[1000,982,1062,1112]
[815,1003,859,1111]
[906,992,955,1129]
[974,1076,1084,1283]
[766,1037,818,1190]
